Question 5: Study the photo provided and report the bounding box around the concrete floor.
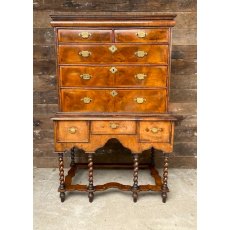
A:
[34,168,196,230]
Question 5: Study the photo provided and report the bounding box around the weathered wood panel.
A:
[170,74,197,89]
[33,45,55,60]
[174,142,197,156]
[33,0,196,12]
[33,75,56,91]
[170,89,197,102]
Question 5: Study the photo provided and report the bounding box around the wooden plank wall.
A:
[33,0,197,168]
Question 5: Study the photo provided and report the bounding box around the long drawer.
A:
[59,66,168,87]
[58,44,168,64]
[60,89,167,113]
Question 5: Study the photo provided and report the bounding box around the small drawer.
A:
[56,121,89,142]
[91,121,136,135]
[115,29,169,43]
[58,29,112,43]
[139,121,171,143]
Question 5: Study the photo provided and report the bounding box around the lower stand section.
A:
[57,148,170,203]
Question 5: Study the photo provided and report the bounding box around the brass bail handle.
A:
[136,31,147,38]
[134,97,146,104]
[110,123,119,129]
[135,50,148,58]
[79,31,92,39]
[79,50,91,58]
[81,97,92,104]
[68,127,77,134]
[150,127,163,133]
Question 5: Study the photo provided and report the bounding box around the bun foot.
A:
[88,192,94,203]
[60,192,65,202]
[133,192,138,203]
[161,192,167,203]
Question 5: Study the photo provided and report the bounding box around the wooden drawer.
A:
[59,66,114,87]
[139,121,171,143]
[59,66,167,87]
[114,89,167,113]
[91,121,136,135]
[58,44,168,64]
[60,89,167,113]
[58,29,112,43]
[55,121,89,142]
[115,29,169,43]
[60,89,114,112]
[114,66,167,87]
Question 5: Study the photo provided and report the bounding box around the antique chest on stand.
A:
[50,14,177,203]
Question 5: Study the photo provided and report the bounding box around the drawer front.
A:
[139,121,171,143]
[114,66,167,87]
[60,89,114,112]
[56,121,89,142]
[58,29,112,43]
[114,89,167,113]
[60,89,167,113]
[59,66,167,87]
[91,121,136,135]
[58,44,168,64]
[59,66,114,87]
[115,29,169,43]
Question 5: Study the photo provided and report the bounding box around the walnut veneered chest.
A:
[50,14,176,203]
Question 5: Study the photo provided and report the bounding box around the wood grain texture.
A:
[58,44,169,64]
[33,0,196,12]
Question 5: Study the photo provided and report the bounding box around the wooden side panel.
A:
[58,44,168,64]
[139,121,172,143]
[58,29,112,43]
[91,121,136,135]
[115,29,169,43]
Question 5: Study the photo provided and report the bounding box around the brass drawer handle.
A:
[79,50,91,58]
[136,31,147,38]
[135,73,147,80]
[150,127,163,134]
[68,127,77,134]
[79,31,91,39]
[135,51,148,58]
[81,97,92,104]
[134,97,146,104]
[80,74,91,80]
[110,123,119,129]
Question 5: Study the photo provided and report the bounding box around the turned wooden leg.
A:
[132,154,139,203]
[151,147,155,167]
[70,147,75,167]
[161,153,169,203]
[87,154,94,203]
[58,152,65,202]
